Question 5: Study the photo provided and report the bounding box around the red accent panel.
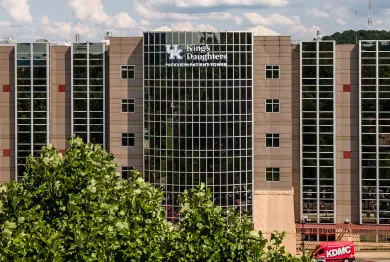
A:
[343,151,351,159]
[3,149,10,157]
[59,150,66,155]
[58,85,66,92]
[3,85,10,92]
[343,84,351,92]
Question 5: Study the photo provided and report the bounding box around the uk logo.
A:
[165,44,183,60]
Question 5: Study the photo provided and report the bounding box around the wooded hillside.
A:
[322,30,390,44]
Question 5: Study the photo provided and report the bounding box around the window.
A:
[266,99,280,112]
[265,65,280,79]
[121,133,135,146]
[266,134,280,148]
[122,98,135,113]
[121,65,135,79]
[266,168,280,181]
[121,166,134,179]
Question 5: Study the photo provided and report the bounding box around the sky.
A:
[0,0,389,42]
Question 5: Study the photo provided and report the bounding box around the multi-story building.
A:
[1,26,390,252]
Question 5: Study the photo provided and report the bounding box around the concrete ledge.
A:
[254,189,294,196]
[255,229,297,234]
[355,251,390,259]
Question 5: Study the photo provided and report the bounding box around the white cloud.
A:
[171,21,217,31]
[323,2,349,18]
[0,21,11,27]
[306,8,329,19]
[197,24,217,31]
[233,16,243,25]
[171,21,194,31]
[68,0,136,28]
[293,25,321,38]
[40,15,101,41]
[244,12,321,39]
[146,0,287,7]
[244,13,298,26]
[135,3,233,21]
[375,19,390,29]
[336,18,346,25]
[1,0,32,24]
[139,20,151,26]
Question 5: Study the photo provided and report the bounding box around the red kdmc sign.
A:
[326,246,351,258]
[313,241,355,261]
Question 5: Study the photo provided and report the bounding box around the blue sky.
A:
[0,0,389,42]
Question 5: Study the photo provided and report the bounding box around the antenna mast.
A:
[355,11,358,44]
[368,0,373,30]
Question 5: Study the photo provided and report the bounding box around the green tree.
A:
[322,30,390,44]
[166,185,311,262]
[0,138,170,261]
[0,138,311,261]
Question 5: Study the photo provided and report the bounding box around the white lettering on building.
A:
[326,246,351,258]
[165,44,227,64]
[166,45,184,60]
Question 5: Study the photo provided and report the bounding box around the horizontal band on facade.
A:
[254,189,294,196]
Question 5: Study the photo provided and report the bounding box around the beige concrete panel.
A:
[335,43,360,224]
[253,189,296,254]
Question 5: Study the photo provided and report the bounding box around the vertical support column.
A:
[316,41,320,223]
[376,40,379,224]
[299,42,303,220]
[102,43,106,149]
[70,44,74,140]
[86,43,90,144]
[14,44,17,181]
[358,40,362,224]
[46,43,50,145]
[332,41,337,224]
[30,44,33,154]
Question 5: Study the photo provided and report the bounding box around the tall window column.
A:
[15,43,50,181]
[360,40,390,224]
[300,41,336,224]
[71,43,105,147]
[144,32,253,222]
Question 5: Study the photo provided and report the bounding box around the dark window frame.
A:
[121,98,135,113]
[265,65,280,79]
[121,166,134,179]
[265,99,280,112]
[121,65,135,79]
[121,133,135,147]
[266,167,280,182]
[266,133,280,148]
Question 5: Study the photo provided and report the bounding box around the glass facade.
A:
[143,32,253,221]
[71,43,105,147]
[300,41,336,223]
[15,43,50,180]
[360,40,390,224]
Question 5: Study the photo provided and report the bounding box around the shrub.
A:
[0,138,170,261]
[0,138,312,261]
[166,185,312,262]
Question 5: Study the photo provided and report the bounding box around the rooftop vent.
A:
[105,32,112,39]
[51,41,72,46]
[316,30,322,40]
[75,34,80,42]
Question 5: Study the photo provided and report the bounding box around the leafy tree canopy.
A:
[166,185,311,262]
[322,30,390,44]
[0,138,312,261]
[0,138,170,261]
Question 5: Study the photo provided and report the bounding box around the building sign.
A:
[326,246,351,258]
[165,44,227,67]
